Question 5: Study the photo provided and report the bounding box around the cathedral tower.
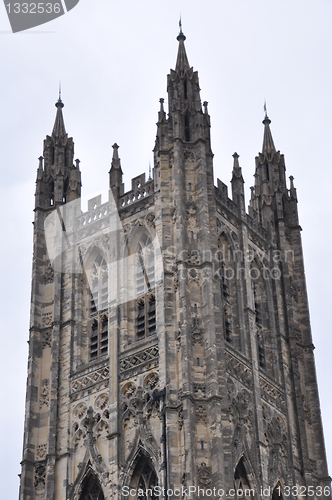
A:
[20,28,330,500]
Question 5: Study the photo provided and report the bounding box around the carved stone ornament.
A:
[34,464,46,494]
[195,405,207,424]
[41,331,52,348]
[42,312,53,327]
[43,263,54,284]
[197,462,211,487]
[39,379,50,408]
[36,443,47,460]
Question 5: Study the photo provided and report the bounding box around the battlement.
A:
[118,174,154,209]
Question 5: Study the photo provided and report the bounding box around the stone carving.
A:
[145,213,155,228]
[119,345,159,381]
[121,382,137,399]
[197,462,211,487]
[176,324,181,351]
[36,444,47,460]
[186,200,197,221]
[144,372,159,390]
[73,402,88,419]
[121,385,161,465]
[39,379,50,408]
[42,312,53,327]
[183,149,195,162]
[225,351,253,389]
[194,383,206,398]
[95,393,109,411]
[71,367,109,394]
[195,405,207,424]
[43,263,54,284]
[192,318,203,345]
[81,407,109,480]
[178,405,184,430]
[259,374,286,414]
[226,377,237,400]
[34,464,46,494]
[41,331,52,348]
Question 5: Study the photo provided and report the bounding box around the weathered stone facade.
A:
[20,28,331,500]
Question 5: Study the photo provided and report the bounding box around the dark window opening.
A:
[137,302,146,340]
[185,114,190,142]
[88,255,108,361]
[148,296,156,335]
[184,79,187,100]
[80,472,105,500]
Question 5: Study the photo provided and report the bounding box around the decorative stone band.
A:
[259,372,286,414]
[71,366,109,394]
[119,344,159,381]
[225,349,253,390]
[226,347,286,414]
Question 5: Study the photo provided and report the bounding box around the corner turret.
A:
[35,96,81,209]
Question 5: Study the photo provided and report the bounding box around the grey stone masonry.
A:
[19,28,331,500]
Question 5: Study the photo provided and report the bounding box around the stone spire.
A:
[262,115,276,156]
[175,20,190,75]
[52,97,67,139]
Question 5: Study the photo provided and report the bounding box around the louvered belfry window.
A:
[89,254,108,360]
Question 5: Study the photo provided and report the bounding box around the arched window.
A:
[88,254,108,361]
[129,235,156,342]
[80,472,104,500]
[272,484,283,500]
[129,456,158,500]
[234,458,254,500]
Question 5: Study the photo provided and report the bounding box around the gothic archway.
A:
[79,471,105,500]
[128,455,158,500]
[234,457,255,500]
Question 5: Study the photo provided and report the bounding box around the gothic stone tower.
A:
[20,28,330,500]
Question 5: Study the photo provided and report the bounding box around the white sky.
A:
[0,1,331,497]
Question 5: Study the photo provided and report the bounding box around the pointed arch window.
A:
[272,485,284,500]
[80,472,105,500]
[234,458,254,500]
[133,237,156,341]
[129,456,158,500]
[88,254,108,360]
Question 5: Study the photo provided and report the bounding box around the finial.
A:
[159,98,164,111]
[75,158,80,169]
[149,161,152,180]
[289,175,295,189]
[55,81,64,109]
[264,99,267,119]
[112,143,119,159]
[177,16,186,41]
[203,101,208,114]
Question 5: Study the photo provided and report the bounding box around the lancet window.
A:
[88,254,108,361]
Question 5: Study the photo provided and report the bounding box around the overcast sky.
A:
[0,1,331,497]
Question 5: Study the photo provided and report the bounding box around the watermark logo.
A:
[3,0,79,33]
[44,189,163,311]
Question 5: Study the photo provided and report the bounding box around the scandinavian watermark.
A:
[3,0,79,33]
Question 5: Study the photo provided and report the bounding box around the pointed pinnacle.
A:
[262,115,276,154]
[52,96,66,137]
